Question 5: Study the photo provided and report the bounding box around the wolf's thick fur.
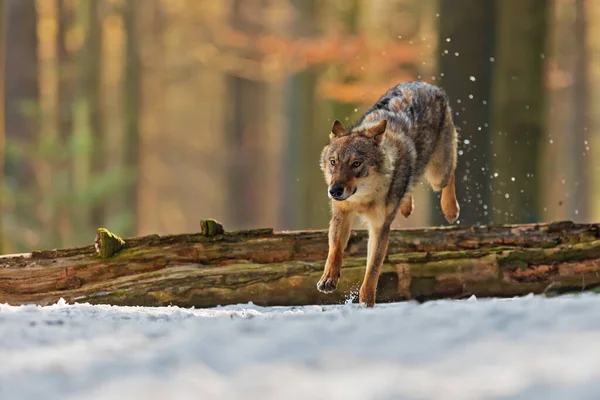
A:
[317,81,460,307]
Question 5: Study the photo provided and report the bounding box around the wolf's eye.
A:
[352,161,362,168]
[330,159,336,166]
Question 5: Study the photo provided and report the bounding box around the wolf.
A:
[316,81,460,307]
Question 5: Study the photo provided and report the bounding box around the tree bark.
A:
[0,221,599,308]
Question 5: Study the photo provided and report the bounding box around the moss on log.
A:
[0,221,599,307]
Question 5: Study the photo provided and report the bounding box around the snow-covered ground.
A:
[2,294,600,400]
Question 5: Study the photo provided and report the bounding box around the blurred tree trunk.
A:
[545,0,590,223]
[490,0,549,224]
[137,0,165,235]
[282,0,329,230]
[57,0,73,143]
[226,0,270,230]
[72,0,103,240]
[122,0,141,236]
[434,0,495,227]
[87,2,104,229]
[0,0,5,253]
[571,0,589,221]
[55,0,74,246]
[313,0,361,229]
[329,0,361,125]
[588,0,600,222]
[4,0,39,251]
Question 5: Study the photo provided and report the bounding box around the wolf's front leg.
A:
[360,204,398,307]
[317,206,354,293]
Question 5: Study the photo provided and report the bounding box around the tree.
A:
[490,0,549,224]
[226,0,271,230]
[282,0,330,230]
[0,0,5,253]
[587,0,600,222]
[571,0,589,221]
[434,0,495,227]
[122,0,141,236]
[543,0,591,223]
[4,0,39,252]
[71,0,103,240]
[56,0,73,145]
[53,0,74,247]
[328,0,361,129]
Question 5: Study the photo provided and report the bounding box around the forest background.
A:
[0,0,597,254]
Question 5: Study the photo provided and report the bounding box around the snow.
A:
[3,294,600,400]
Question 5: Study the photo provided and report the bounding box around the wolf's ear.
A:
[364,119,387,142]
[330,120,347,140]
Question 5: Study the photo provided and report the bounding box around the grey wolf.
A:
[316,81,460,307]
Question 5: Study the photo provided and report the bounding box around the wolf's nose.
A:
[329,185,344,198]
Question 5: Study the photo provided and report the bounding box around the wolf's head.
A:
[320,119,388,202]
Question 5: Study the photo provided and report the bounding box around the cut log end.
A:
[94,228,125,258]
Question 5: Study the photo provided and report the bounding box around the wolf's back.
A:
[353,81,450,135]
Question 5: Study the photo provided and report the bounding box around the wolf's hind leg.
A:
[424,109,460,223]
[440,172,459,223]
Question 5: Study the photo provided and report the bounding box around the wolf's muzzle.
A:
[328,185,344,199]
[328,184,355,201]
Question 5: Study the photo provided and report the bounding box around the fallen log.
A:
[0,220,599,308]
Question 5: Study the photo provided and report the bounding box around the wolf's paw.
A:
[443,201,460,224]
[400,196,413,218]
[359,285,376,308]
[317,274,339,293]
